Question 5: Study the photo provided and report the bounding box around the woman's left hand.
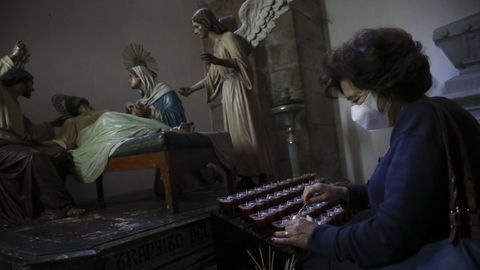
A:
[200,53,219,65]
[271,216,317,249]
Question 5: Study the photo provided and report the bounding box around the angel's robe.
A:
[205,32,274,177]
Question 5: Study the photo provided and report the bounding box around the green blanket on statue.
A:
[69,112,170,183]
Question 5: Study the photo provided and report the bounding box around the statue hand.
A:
[170,122,195,133]
[179,87,193,97]
[125,102,135,113]
[10,40,30,66]
[50,115,71,127]
[200,53,219,65]
[132,103,151,118]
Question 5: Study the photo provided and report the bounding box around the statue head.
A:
[1,68,34,98]
[52,94,91,117]
[128,71,141,89]
[128,66,156,97]
[122,43,158,82]
[65,96,91,116]
[192,8,227,36]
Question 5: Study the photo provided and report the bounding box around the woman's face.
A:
[340,79,387,112]
[192,21,209,39]
[340,80,368,105]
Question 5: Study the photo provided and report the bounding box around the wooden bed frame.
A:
[95,147,236,213]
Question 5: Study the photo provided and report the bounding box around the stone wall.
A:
[196,0,342,179]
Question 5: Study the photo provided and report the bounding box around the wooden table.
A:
[96,147,236,213]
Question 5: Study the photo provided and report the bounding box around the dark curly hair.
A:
[322,28,432,101]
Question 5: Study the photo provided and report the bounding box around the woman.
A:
[271,28,480,268]
[179,8,274,184]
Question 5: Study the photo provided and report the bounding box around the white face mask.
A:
[350,92,391,130]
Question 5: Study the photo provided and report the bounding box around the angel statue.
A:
[179,0,292,186]
[123,44,187,127]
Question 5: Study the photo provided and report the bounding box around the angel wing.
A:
[234,0,293,47]
[122,43,159,77]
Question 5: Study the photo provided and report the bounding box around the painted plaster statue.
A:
[0,42,84,225]
[180,1,293,183]
[123,44,187,127]
[50,95,193,183]
[51,95,106,150]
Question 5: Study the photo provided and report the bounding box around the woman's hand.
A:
[271,217,317,249]
[303,183,348,204]
[179,87,193,96]
[200,53,220,65]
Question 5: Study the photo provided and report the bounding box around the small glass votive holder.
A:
[276,202,289,218]
[232,192,247,210]
[218,195,234,215]
[253,186,267,198]
[238,201,257,218]
[262,183,275,194]
[311,202,329,217]
[244,190,257,202]
[250,211,269,232]
[271,218,290,231]
[254,197,267,212]
[264,194,276,208]
[315,214,331,225]
[269,206,283,222]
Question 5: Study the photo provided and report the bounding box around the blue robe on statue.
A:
[150,90,186,127]
[129,65,186,127]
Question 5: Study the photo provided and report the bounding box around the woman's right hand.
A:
[303,182,348,204]
[179,87,193,96]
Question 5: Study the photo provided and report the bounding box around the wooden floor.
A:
[0,184,227,270]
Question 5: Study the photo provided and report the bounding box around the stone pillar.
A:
[434,12,480,121]
[291,0,342,177]
[196,0,342,179]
